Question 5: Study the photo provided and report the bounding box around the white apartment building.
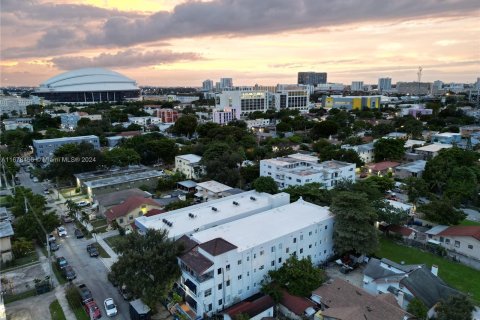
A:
[245,118,272,129]
[215,90,272,118]
[274,85,310,113]
[177,198,335,318]
[260,153,355,189]
[135,191,291,239]
[341,143,374,164]
[175,154,204,180]
[0,96,41,116]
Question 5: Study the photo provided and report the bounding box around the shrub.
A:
[65,286,82,310]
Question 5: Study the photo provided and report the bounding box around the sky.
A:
[1,0,479,87]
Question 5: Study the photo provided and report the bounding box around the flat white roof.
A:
[288,153,319,162]
[415,143,453,153]
[395,160,426,173]
[33,135,99,144]
[136,191,289,239]
[176,154,202,163]
[434,132,460,137]
[196,180,232,193]
[191,198,332,251]
[387,200,413,211]
[404,139,426,148]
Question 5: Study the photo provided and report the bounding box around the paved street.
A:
[10,168,131,319]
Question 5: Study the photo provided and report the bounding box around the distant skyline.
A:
[1,0,479,87]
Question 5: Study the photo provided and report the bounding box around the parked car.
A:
[48,234,56,244]
[56,256,68,269]
[78,284,93,305]
[61,215,73,223]
[74,228,84,239]
[84,300,102,320]
[104,298,118,317]
[62,265,76,280]
[32,177,39,183]
[86,244,99,257]
[76,201,89,207]
[43,188,50,195]
[49,242,60,252]
[119,284,132,300]
[57,226,67,237]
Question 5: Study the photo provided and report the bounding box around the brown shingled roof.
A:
[280,290,316,316]
[199,238,237,256]
[105,196,161,222]
[223,295,274,318]
[438,226,480,241]
[386,225,415,237]
[179,247,213,275]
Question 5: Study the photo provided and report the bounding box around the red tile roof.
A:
[145,208,166,217]
[280,290,316,316]
[105,196,161,222]
[199,238,237,256]
[224,295,274,318]
[438,226,480,241]
[369,161,400,172]
[387,225,415,237]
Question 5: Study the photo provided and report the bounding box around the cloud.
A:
[49,49,203,70]
[434,39,459,46]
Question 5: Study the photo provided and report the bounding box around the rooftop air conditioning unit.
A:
[212,207,218,212]
[233,201,239,206]
[250,196,256,201]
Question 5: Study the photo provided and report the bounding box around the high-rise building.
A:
[202,79,214,92]
[378,77,392,92]
[297,72,327,86]
[220,78,233,89]
[351,81,364,91]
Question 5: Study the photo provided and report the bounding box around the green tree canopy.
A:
[253,176,278,194]
[374,200,410,226]
[406,297,428,319]
[265,255,326,297]
[310,120,339,140]
[373,138,405,162]
[171,114,198,137]
[283,183,332,206]
[331,191,378,255]
[110,229,182,309]
[104,148,141,167]
[435,295,475,320]
[403,177,428,204]
[419,199,466,225]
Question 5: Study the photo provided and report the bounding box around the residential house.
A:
[311,278,411,320]
[222,295,274,320]
[385,132,408,140]
[0,221,14,263]
[414,144,452,160]
[394,160,427,179]
[404,139,426,152]
[279,290,316,320]
[93,188,152,216]
[105,196,162,230]
[427,226,480,261]
[384,225,417,240]
[194,180,234,201]
[176,180,197,193]
[175,154,205,180]
[367,161,400,176]
[431,132,461,145]
[460,125,480,138]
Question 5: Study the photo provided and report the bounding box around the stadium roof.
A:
[36,68,138,93]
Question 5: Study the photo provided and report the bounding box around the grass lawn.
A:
[94,225,108,233]
[91,218,107,228]
[72,307,89,320]
[0,195,8,206]
[377,237,480,302]
[3,288,37,304]
[104,235,125,253]
[1,251,39,271]
[95,242,111,259]
[459,220,480,227]
[49,300,66,320]
[52,262,67,285]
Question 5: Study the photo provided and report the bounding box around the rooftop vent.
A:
[233,201,239,206]
[250,196,256,201]
[212,207,218,212]
[188,213,196,218]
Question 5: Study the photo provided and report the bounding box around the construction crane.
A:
[417,66,423,96]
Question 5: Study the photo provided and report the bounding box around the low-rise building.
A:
[322,95,381,110]
[0,221,14,263]
[385,132,408,140]
[212,107,240,125]
[176,198,334,318]
[414,144,452,160]
[33,135,100,160]
[105,196,162,230]
[245,118,272,129]
[394,160,427,179]
[75,165,151,188]
[2,120,33,131]
[367,161,400,176]
[260,153,355,189]
[0,95,45,116]
[431,132,461,145]
[222,295,274,320]
[460,125,480,138]
[195,181,234,201]
[312,278,411,320]
[427,226,480,261]
[175,154,204,180]
[341,142,374,164]
[157,108,179,123]
[93,188,152,215]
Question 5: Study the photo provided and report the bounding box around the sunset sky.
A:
[1,0,479,87]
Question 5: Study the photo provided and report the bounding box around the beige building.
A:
[0,221,14,263]
[175,154,204,180]
[428,226,480,261]
[105,196,162,231]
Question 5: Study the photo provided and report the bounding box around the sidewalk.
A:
[96,230,120,271]
[54,286,76,320]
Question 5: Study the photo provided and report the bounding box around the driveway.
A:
[5,290,56,320]
[325,262,366,288]
[461,208,480,222]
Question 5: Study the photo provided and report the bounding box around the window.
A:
[309,231,312,236]
[247,256,250,261]
[286,248,289,253]
[279,243,283,249]
[300,248,303,254]
[325,225,328,229]
[226,280,230,286]
[238,275,242,280]
[271,260,275,266]
[468,245,473,249]
[296,179,301,183]
[204,289,212,297]
[293,238,297,243]
[208,304,212,311]
[300,235,303,240]
[218,299,222,306]
[324,250,327,254]
[445,238,450,244]
[440,237,444,243]
[454,241,460,248]
[253,253,256,259]
[238,260,242,265]
[260,250,264,256]
[119,218,124,224]
[247,272,250,276]
[218,284,222,290]
[271,246,275,252]
[309,244,312,249]
[217,268,222,275]
[278,257,282,263]
[226,264,230,271]
[259,265,264,270]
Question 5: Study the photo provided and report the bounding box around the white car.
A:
[57,226,67,237]
[76,201,89,207]
[103,298,118,317]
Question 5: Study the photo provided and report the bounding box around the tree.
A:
[364,176,395,193]
[403,177,428,205]
[12,238,34,258]
[371,123,395,138]
[104,148,141,167]
[110,229,182,309]
[171,114,197,137]
[331,191,378,255]
[406,298,428,319]
[435,295,475,320]
[157,172,185,192]
[419,199,466,225]
[373,138,405,162]
[310,120,339,140]
[374,200,409,226]
[283,183,332,206]
[164,200,192,211]
[266,255,326,297]
[253,177,278,194]
[240,164,260,186]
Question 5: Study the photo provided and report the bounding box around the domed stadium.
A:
[35,68,140,103]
